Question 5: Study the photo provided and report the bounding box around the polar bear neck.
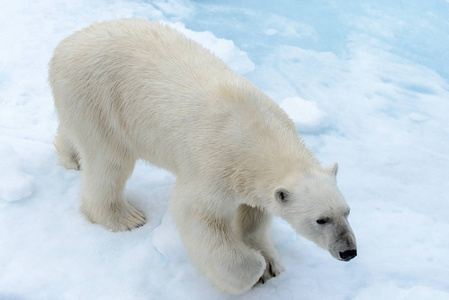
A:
[215,79,321,205]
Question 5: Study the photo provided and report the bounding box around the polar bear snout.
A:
[327,220,357,262]
[339,249,357,261]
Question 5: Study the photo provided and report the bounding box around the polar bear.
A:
[49,19,357,294]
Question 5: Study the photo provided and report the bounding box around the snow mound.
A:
[0,146,34,202]
[152,213,185,263]
[165,22,255,75]
[279,97,329,134]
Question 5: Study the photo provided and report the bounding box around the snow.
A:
[280,97,329,133]
[0,146,34,202]
[1,0,449,299]
[164,21,255,74]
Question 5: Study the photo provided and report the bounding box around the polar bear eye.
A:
[316,218,330,225]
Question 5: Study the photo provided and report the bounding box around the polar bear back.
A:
[49,19,301,185]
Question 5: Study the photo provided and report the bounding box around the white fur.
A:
[49,19,356,294]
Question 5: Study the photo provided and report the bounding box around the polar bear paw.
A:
[60,153,81,170]
[82,200,146,232]
[111,202,146,232]
[257,255,285,285]
[220,250,266,294]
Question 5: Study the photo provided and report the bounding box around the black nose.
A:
[339,249,357,261]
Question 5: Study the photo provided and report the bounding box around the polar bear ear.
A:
[325,162,339,178]
[274,188,290,203]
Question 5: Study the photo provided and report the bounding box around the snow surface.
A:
[280,97,329,133]
[1,0,449,299]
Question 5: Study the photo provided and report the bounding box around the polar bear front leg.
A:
[234,204,285,284]
[79,148,146,232]
[170,184,266,294]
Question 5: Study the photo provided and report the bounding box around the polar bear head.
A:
[272,163,357,261]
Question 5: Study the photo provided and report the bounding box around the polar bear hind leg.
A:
[79,142,146,232]
[54,125,81,170]
[234,204,285,283]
